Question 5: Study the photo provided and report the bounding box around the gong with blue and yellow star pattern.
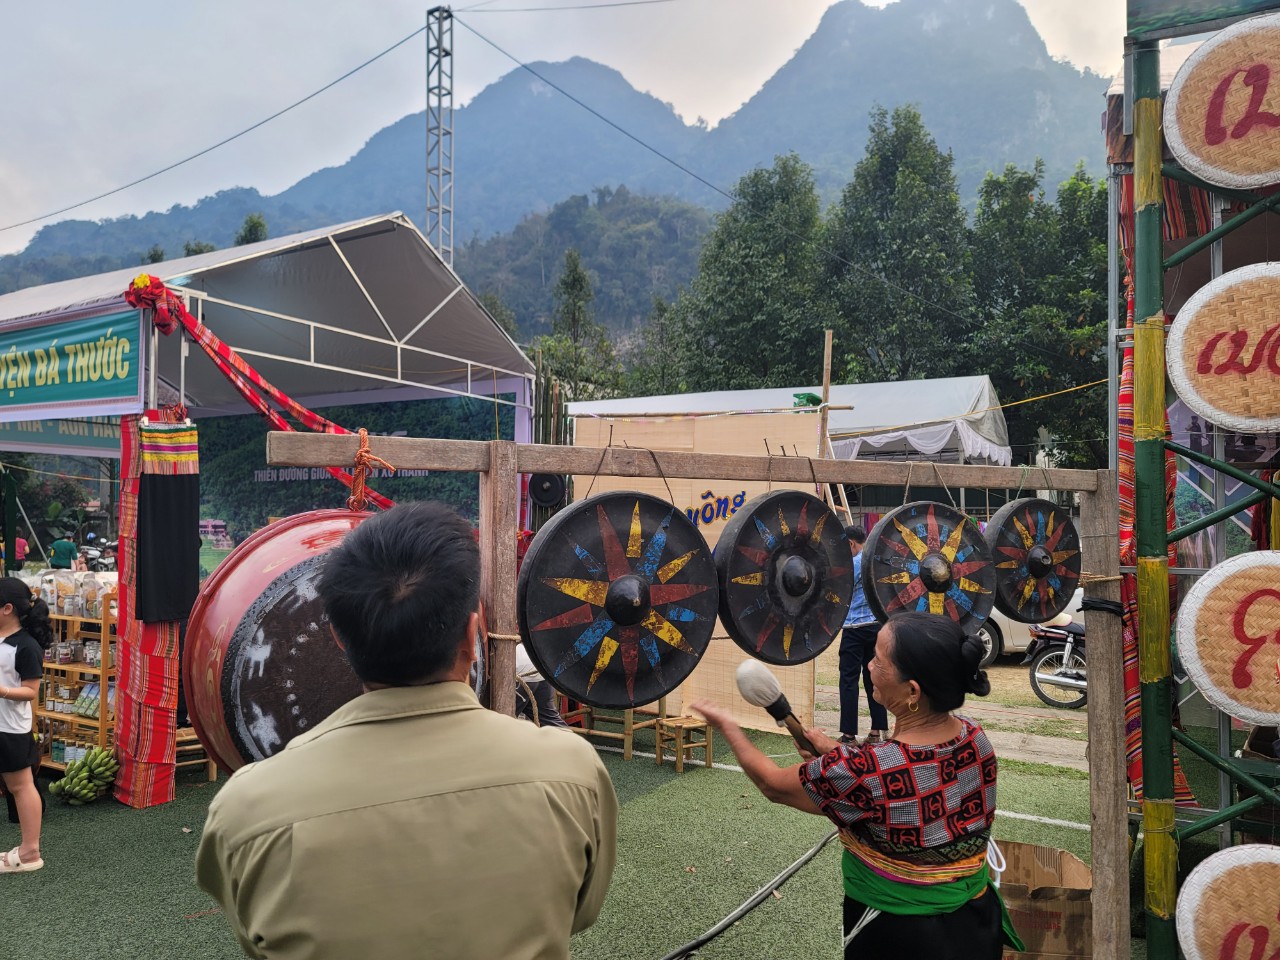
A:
[517,491,719,709]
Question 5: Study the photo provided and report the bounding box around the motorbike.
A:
[81,540,118,573]
[1022,612,1087,709]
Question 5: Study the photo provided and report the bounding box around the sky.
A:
[0,0,1126,256]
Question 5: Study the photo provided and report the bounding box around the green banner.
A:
[0,310,142,421]
[0,417,121,458]
[1130,0,1280,37]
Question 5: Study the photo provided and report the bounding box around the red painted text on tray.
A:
[1218,917,1280,960]
[1197,324,1280,377]
[1205,64,1280,146]
[1230,588,1280,690]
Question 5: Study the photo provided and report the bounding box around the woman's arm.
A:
[692,700,822,814]
[0,678,39,702]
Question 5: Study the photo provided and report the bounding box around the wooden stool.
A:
[175,728,218,782]
[564,697,666,761]
[655,716,713,773]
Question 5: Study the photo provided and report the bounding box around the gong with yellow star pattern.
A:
[715,490,853,665]
[862,501,995,634]
[983,497,1081,624]
[517,491,719,708]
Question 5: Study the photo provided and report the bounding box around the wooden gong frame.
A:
[265,432,1125,960]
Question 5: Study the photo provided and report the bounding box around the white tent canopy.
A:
[568,375,1012,466]
[0,213,533,420]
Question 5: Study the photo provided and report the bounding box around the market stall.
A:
[0,212,534,806]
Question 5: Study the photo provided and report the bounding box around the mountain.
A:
[1,0,1109,292]
[703,0,1109,199]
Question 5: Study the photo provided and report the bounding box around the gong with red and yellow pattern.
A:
[517,492,719,709]
[863,501,995,634]
[984,497,1081,624]
[715,491,852,665]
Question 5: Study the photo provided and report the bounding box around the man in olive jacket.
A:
[197,502,617,960]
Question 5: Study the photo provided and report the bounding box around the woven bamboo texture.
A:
[1168,263,1280,432]
[1166,12,1280,189]
[1177,844,1280,960]
[1176,551,1280,725]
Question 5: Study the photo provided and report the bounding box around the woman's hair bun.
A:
[959,633,991,697]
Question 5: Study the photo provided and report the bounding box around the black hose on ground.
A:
[656,829,840,960]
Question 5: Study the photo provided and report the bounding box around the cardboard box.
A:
[999,841,1093,960]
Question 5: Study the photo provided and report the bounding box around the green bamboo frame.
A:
[1134,40,1280,959]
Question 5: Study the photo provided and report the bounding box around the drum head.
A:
[517,492,718,708]
[863,501,995,634]
[716,490,852,665]
[184,510,368,772]
[985,498,1082,624]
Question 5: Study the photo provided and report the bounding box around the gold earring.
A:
[909,700,919,714]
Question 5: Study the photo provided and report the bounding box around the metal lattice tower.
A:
[426,6,454,267]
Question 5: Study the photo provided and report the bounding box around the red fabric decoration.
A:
[123,274,392,509]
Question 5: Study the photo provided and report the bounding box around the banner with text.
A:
[0,310,143,422]
[0,417,121,458]
[1130,0,1280,38]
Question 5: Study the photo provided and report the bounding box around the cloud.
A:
[0,0,1122,254]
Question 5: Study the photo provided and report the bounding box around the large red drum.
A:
[184,510,368,772]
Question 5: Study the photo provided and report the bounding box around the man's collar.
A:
[287,682,483,749]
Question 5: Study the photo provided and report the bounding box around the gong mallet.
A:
[735,659,819,757]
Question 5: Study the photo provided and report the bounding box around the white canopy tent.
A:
[568,375,1012,466]
[0,212,534,429]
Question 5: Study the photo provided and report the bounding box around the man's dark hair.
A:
[321,501,480,685]
[844,524,867,545]
[884,611,990,713]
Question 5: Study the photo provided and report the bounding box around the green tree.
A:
[234,213,269,246]
[968,162,1109,468]
[183,240,217,256]
[478,291,519,339]
[533,250,619,401]
[673,153,830,389]
[622,296,689,396]
[824,105,974,383]
[142,245,165,264]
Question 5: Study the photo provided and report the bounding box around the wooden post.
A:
[818,329,834,449]
[1081,471,1129,960]
[481,440,520,716]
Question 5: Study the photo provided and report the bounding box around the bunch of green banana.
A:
[48,746,120,805]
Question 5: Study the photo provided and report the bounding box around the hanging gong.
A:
[716,490,852,665]
[863,501,995,633]
[517,491,719,709]
[984,497,1082,624]
[529,473,568,509]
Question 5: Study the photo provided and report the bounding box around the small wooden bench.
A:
[655,716,712,773]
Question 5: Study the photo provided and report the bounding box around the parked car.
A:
[976,586,1086,668]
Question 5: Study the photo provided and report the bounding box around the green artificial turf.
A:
[2,737,1102,960]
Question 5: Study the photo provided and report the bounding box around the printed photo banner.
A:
[0,310,143,422]
[1168,263,1280,432]
[1177,845,1280,960]
[1176,550,1280,725]
[1131,0,1280,39]
[1164,11,1280,188]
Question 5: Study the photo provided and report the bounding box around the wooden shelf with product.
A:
[37,590,118,773]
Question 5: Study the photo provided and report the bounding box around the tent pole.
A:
[148,321,159,410]
[0,466,49,564]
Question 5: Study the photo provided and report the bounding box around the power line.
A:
[0,24,428,235]
[452,16,1091,367]
[458,0,688,11]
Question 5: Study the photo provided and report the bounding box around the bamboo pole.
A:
[1132,39,1178,960]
